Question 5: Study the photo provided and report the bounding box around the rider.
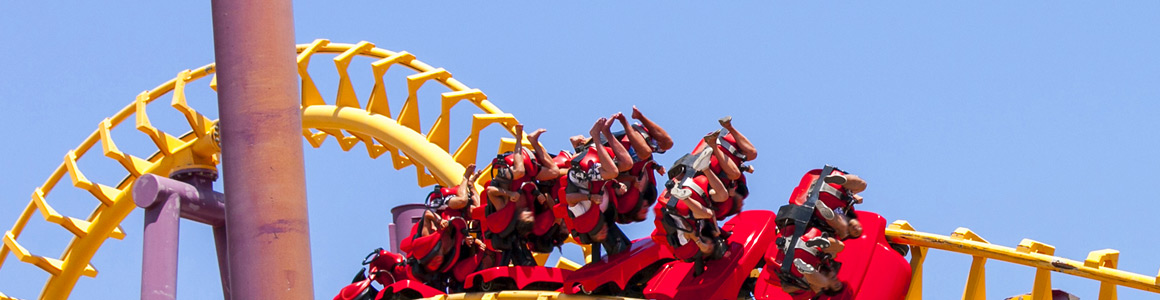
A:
[427,164,481,221]
[563,117,635,256]
[689,117,758,220]
[523,129,572,253]
[766,165,865,298]
[652,140,732,275]
[609,108,673,223]
[693,116,758,182]
[481,125,563,265]
[399,200,472,290]
[787,168,867,240]
[765,225,846,298]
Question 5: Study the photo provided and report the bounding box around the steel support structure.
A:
[211,0,315,299]
[133,172,230,300]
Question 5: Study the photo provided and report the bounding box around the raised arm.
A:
[528,128,563,181]
[509,124,528,181]
[447,164,477,210]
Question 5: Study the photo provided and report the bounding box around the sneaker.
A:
[823,174,847,185]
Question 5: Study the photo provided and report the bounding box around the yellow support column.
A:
[951,228,989,300]
[1017,239,1056,300]
[533,252,551,266]
[1085,249,1119,300]
[889,221,927,300]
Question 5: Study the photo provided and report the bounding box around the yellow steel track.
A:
[0,40,1157,300]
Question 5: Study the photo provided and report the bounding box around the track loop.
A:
[0,40,527,299]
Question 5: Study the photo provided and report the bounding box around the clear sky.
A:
[2,2,1159,299]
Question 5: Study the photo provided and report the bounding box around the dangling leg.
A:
[705,131,743,181]
[814,200,850,239]
[701,134,731,204]
[589,119,620,181]
[614,112,653,161]
[601,117,634,173]
[719,116,758,160]
[632,106,674,151]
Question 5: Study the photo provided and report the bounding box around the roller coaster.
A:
[1,40,1158,300]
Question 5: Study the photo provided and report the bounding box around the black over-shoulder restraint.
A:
[774,165,833,287]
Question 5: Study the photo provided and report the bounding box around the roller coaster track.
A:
[0,40,1157,300]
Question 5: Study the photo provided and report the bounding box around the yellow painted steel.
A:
[1086,249,1120,300]
[889,221,928,300]
[886,221,1160,299]
[0,40,530,299]
[949,227,989,300]
[1017,239,1055,300]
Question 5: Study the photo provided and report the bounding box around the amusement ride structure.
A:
[2,4,1160,300]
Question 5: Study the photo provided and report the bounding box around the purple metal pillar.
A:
[211,0,314,299]
[134,175,189,300]
[171,169,232,300]
[389,204,426,254]
[133,172,228,300]
[212,226,231,300]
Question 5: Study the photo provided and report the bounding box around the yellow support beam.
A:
[3,232,96,277]
[64,151,119,207]
[98,119,152,177]
[297,39,330,107]
[366,51,415,117]
[171,69,216,139]
[427,89,487,152]
[451,113,516,168]
[886,226,1160,294]
[555,257,582,271]
[398,68,452,132]
[333,41,375,109]
[950,228,989,300]
[1086,249,1119,300]
[889,220,927,300]
[1016,239,1056,300]
[135,92,184,156]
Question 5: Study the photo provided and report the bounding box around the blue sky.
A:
[2,2,1159,299]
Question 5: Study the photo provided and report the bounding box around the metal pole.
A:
[210,0,314,299]
[134,172,229,300]
[212,226,232,300]
[172,169,231,300]
[134,175,190,300]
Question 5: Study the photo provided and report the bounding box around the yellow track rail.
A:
[0,40,525,300]
[886,221,1160,299]
[0,39,1157,300]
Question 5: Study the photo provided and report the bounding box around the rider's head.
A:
[633,203,650,221]
[815,263,846,295]
[490,168,516,193]
[515,209,534,236]
[818,279,845,296]
[590,222,610,243]
[847,218,864,239]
